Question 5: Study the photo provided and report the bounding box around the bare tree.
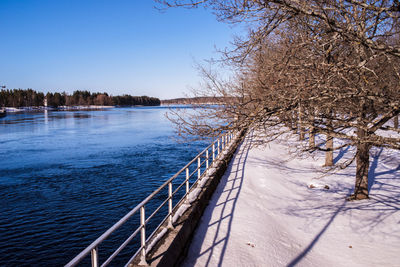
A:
[159,0,400,200]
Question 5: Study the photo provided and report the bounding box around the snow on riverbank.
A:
[183,130,400,267]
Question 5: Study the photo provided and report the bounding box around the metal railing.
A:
[65,131,237,267]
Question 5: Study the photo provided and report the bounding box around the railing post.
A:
[91,247,98,267]
[197,157,201,180]
[212,143,215,162]
[206,150,209,170]
[217,138,220,157]
[223,134,226,149]
[139,206,148,266]
[185,167,189,203]
[168,182,174,229]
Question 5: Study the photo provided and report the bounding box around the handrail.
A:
[65,131,237,267]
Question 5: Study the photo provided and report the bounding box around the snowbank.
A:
[183,130,400,266]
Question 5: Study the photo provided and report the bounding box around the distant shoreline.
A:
[1,104,207,113]
[2,105,164,113]
[3,105,114,113]
[161,96,226,105]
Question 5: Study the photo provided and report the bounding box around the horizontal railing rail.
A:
[65,131,237,267]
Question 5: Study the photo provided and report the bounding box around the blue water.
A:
[0,107,207,266]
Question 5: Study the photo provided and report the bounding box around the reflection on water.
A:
[0,106,206,266]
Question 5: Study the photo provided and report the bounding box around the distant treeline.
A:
[161,96,226,105]
[0,89,160,107]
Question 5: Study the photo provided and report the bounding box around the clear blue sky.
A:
[0,0,237,99]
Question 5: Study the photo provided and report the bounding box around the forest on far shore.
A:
[161,96,226,105]
[0,89,161,107]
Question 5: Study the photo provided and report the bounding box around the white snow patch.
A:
[188,188,202,203]
[186,176,211,204]
[146,228,168,254]
[172,203,191,224]
[207,167,217,176]
[198,176,210,188]
[183,130,400,267]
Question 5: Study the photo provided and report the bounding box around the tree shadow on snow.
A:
[334,145,351,165]
[287,200,347,267]
[285,147,400,266]
[183,130,254,267]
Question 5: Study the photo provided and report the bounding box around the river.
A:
[0,106,207,266]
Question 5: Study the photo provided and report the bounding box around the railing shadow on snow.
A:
[182,130,254,267]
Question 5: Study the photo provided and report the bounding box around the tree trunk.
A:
[324,109,334,166]
[283,114,291,129]
[286,114,293,129]
[298,103,305,140]
[351,102,370,200]
[308,112,315,149]
[353,142,370,200]
[292,110,297,131]
[325,135,333,166]
[309,128,315,149]
[299,129,305,140]
[394,115,399,129]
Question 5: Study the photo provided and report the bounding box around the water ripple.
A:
[0,107,207,266]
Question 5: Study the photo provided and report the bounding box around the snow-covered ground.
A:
[183,130,400,267]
